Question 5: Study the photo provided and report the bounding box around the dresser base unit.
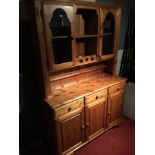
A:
[45,75,126,155]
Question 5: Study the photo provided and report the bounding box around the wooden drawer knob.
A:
[117,88,119,91]
[86,123,90,127]
[81,126,85,131]
[68,107,72,112]
[108,112,111,115]
[96,96,99,100]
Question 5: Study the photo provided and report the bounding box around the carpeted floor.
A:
[74,116,135,155]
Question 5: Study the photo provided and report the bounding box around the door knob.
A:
[86,123,90,127]
[81,125,85,131]
[96,96,99,100]
[68,107,72,112]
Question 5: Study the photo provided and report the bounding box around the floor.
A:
[74,116,135,155]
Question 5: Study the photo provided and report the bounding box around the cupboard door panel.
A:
[85,98,107,139]
[62,114,81,151]
[108,89,124,126]
[57,108,84,152]
[89,103,104,135]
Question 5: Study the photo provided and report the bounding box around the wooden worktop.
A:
[45,75,126,108]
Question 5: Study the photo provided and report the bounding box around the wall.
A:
[116,49,135,120]
[123,82,135,119]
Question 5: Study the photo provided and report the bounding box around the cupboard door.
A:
[107,89,125,127]
[99,9,121,56]
[85,97,107,140]
[101,10,116,55]
[99,8,121,75]
[56,108,84,154]
[42,4,74,70]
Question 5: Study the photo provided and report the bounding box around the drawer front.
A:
[85,89,107,104]
[86,97,107,108]
[54,98,84,118]
[109,81,126,94]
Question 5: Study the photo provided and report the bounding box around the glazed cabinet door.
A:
[107,89,125,127]
[56,108,84,154]
[99,8,121,57]
[41,3,74,71]
[99,9,116,57]
[99,8,121,75]
[85,97,107,140]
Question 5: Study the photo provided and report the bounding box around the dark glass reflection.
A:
[102,12,115,55]
[76,9,98,35]
[49,9,72,64]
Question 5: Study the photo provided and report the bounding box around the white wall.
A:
[116,49,124,75]
[116,49,135,120]
[123,82,135,119]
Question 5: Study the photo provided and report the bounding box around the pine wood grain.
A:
[46,76,126,108]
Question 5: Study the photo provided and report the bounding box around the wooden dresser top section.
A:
[46,76,126,108]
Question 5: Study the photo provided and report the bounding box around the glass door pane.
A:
[76,9,98,35]
[50,8,72,64]
[102,12,115,55]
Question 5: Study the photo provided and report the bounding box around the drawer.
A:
[109,81,126,94]
[85,89,107,104]
[54,98,84,118]
[86,97,107,108]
